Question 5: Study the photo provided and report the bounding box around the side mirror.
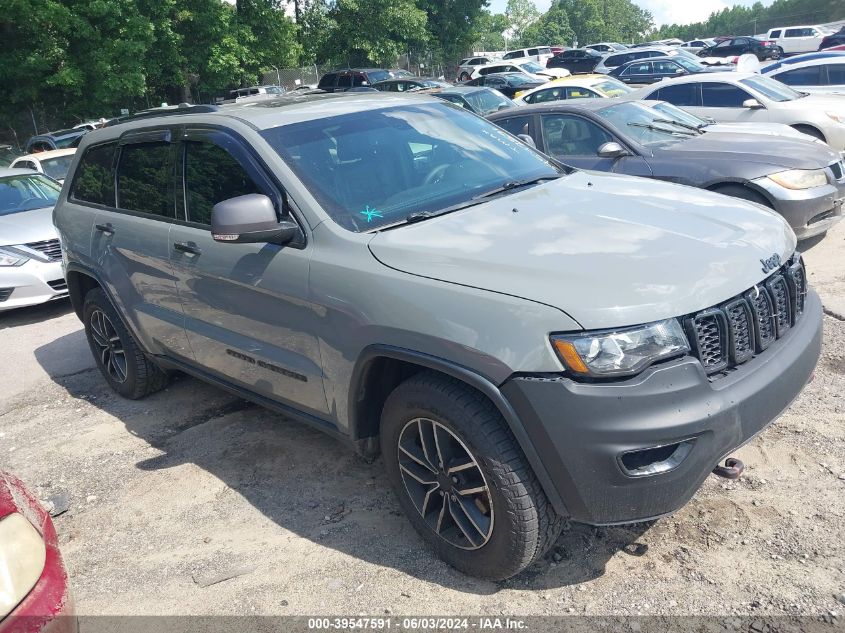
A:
[597,142,630,159]
[211,194,299,245]
[675,68,687,74]
[517,133,536,148]
[742,98,764,109]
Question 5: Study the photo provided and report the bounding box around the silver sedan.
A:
[0,169,67,311]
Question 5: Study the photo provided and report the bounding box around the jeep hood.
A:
[368,171,796,330]
[658,131,837,170]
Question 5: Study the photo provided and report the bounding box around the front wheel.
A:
[381,371,564,580]
[83,288,169,399]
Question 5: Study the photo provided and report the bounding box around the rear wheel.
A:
[380,371,564,580]
[459,72,470,81]
[792,124,825,142]
[83,288,169,399]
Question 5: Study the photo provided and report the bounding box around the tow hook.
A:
[712,457,745,480]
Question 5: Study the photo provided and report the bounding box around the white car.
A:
[10,149,76,184]
[513,75,633,105]
[767,25,835,56]
[469,60,569,81]
[632,71,845,153]
[680,39,717,55]
[456,56,497,81]
[0,169,66,311]
[761,51,845,96]
[501,46,554,63]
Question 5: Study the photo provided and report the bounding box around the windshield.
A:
[503,73,537,86]
[673,48,698,60]
[519,61,544,73]
[649,101,707,127]
[260,103,563,232]
[597,102,696,145]
[0,174,61,215]
[675,57,706,72]
[593,79,633,97]
[464,89,515,115]
[740,75,802,102]
[366,70,391,83]
[41,155,74,180]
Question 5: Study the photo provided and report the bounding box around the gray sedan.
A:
[487,99,845,239]
[0,169,67,310]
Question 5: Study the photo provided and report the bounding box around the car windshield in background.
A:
[0,174,61,215]
[675,57,707,72]
[649,101,707,127]
[260,103,564,232]
[520,61,544,73]
[740,76,802,102]
[41,155,74,180]
[594,79,633,97]
[466,89,514,115]
[367,70,391,83]
[597,102,696,145]
[501,73,536,85]
[418,80,452,89]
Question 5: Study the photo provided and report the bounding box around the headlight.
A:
[551,319,689,378]
[0,247,28,267]
[826,111,845,124]
[767,168,828,190]
[0,513,47,618]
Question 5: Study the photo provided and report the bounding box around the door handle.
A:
[173,241,201,256]
[95,223,114,235]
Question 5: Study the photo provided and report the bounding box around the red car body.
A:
[0,473,75,633]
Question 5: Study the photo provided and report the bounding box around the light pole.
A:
[270,64,281,87]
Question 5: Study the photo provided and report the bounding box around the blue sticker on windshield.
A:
[360,206,383,222]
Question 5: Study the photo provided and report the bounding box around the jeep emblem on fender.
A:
[761,253,781,274]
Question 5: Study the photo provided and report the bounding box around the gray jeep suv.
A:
[54,93,822,580]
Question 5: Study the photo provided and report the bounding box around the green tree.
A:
[557,0,651,46]
[519,0,574,46]
[472,10,510,51]
[505,0,540,46]
[417,0,489,66]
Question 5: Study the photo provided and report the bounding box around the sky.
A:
[487,0,772,28]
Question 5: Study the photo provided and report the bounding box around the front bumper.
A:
[752,177,844,240]
[0,260,66,312]
[501,290,822,525]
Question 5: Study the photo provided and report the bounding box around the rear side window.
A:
[116,142,174,218]
[701,82,751,107]
[769,30,782,38]
[826,64,845,84]
[776,65,823,86]
[652,82,700,106]
[606,54,624,66]
[496,116,532,137]
[71,143,116,206]
[337,74,353,89]
[318,73,337,89]
[184,141,266,225]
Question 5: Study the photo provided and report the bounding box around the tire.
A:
[82,287,169,399]
[713,184,774,209]
[792,124,825,142]
[380,371,564,580]
[459,72,470,82]
[776,47,784,59]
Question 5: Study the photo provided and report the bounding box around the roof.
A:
[35,128,85,139]
[761,50,845,72]
[429,86,495,95]
[498,99,618,115]
[14,148,76,161]
[91,92,447,136]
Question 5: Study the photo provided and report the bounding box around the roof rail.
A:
[104,103,221,127]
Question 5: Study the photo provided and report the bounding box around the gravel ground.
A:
[1,226,844,627]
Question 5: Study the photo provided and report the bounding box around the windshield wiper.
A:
[651,117,702,133]
[628,121,697,136]
[472,175,563,200]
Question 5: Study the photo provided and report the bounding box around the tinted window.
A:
[352,74,367,87]
[827,64,845,84]
[623,62,652,75]
[770,30,782,38]
[606,54,625,66]
[525,87,563,103]
[318,73,336,89]
[261,104,562,232]
[701,82,751,107]
[496,116,532,137]
[116,142,174,218]
[784,29,802,37]
[337,74,353,88]
[41,155,74,181]
[776,65,823,86]
[652,82,699,106]
[654,60,681,74]
[528,48,539,56]
[541,114,612,156]
[71,143,116,206]
[184,141,266,225]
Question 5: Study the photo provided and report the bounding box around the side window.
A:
[770,30,782,38]
[16,160,37,170]
[654,60,681,74]
[71,142,117,206]
[116,142,174,218]
[566,87,598,99]
[784,28,802,38]
[623,62,652,75]
[528,48,539,56]
[828,64,845,84]
[701,82,752,107]
[714,40,731,48]
[487,77,505,87]
[541,114,612,157]
[352,73,367,87]
[606,54,623,66]
[802,28,816,37]
[439,95,470,110]
[336,73,353,89]
[529,88,562,103]
[318,73,336,89]
[652,82,700,106]
[496,116,532,137]
[183,140,267,226]
[776,65,823,86]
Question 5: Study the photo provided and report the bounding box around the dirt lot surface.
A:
[1,224,844,626]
